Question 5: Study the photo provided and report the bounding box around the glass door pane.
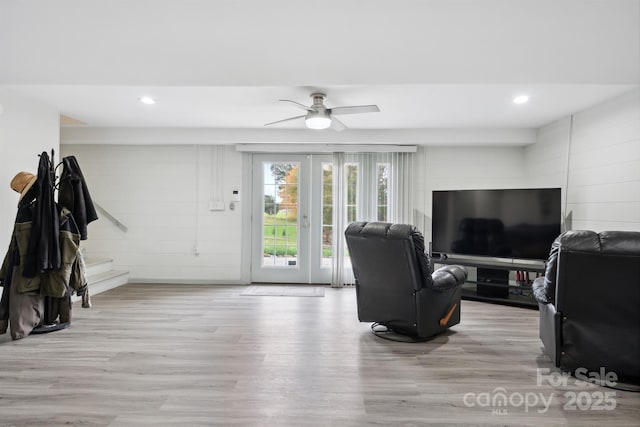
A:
[262,162,299,268]
[252,154,309,283]
[252,154,331,284]
[309,155,333,284]
[345,162,358,223]
[321,162,333,269]
[376,162,389,221]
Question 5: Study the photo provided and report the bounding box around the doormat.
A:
[241,285,325,297]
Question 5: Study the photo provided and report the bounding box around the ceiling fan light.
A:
[513,95,529,104]
[305,111,331,130]
[139,96,156,105]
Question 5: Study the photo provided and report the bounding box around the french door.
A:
[251,154,333,284]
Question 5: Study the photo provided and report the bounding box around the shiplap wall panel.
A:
[567,181,639,204]
[525,117,570,191]
[568,139,640,170]
[525,89,640,232]
[566,89,640,231]
[567,159,640,187]
[571,219,640,232]
[570,92,640,151]
[569,202,640,224]
[60,144,244,283]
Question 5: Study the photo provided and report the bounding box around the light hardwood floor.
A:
[0,284,638,426]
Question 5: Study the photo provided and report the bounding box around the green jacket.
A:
[0,206,85,298]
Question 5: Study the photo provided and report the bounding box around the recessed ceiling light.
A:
[139,96,156,105]
[513,95,530,104]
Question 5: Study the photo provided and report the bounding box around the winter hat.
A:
[10,171,37,203]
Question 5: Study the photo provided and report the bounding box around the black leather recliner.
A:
[533,230,640,389]
[345,221,468,340]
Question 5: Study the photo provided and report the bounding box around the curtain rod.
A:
[235,144,417,153]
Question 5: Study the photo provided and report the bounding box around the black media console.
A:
[431,257,546,309]
[476,268,510,298]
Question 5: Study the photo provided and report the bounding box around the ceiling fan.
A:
[264,93,380,131]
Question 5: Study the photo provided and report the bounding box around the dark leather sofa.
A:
[533,230,640,389]
[345,221,468,340]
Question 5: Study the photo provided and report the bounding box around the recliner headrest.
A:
[559,230,640,255]
[345,221,415,240]
[599,231,640,255]
[558,230,600,252]
[345,221,434,288]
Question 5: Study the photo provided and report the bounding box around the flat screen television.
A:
[432,188,561,261]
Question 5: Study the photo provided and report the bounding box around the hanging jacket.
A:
[22,152,60,277]
[58,155,98,240]
[0,245,22,335]
[1,203,85,297]
[0,244,44,340]
[0,202,87,339]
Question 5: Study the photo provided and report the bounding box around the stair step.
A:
[71,269,129,302]
[84,258,113,276]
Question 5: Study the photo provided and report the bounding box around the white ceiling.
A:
[1,0,638,134]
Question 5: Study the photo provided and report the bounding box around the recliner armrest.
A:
[431,265,468,291]
[532,276,552,304]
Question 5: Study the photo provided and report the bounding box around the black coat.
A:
[58,155,98,240]
[23,152,60,277]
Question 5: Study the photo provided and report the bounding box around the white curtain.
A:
[331,153,347,287]
[331,151,414,287]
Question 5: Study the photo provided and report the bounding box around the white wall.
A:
[524,117,571,229]
[64,140,527,284]
[525,88,640,231]
[413,145,527,242]
[60,144,245,283]
[525,117,571,189]
[0,89,59,248]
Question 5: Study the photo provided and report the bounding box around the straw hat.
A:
[10,171,37,204]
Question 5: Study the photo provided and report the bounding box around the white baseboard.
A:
[127,278,248,285]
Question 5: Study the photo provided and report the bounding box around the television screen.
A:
[432,188,561,261]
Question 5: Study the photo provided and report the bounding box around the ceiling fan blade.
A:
[264,115,305,127]
[279,99,313,111]
[330,116,347,132]
[329,105,380,115]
